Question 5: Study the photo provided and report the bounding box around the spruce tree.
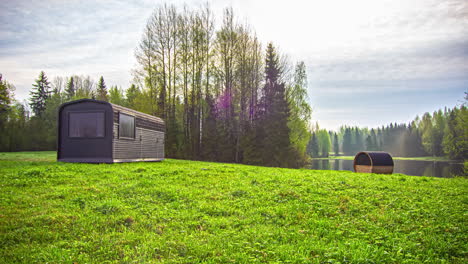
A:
[29,71,50,117]
[333,133,340,155]
[443,106,467,159]
[65,77,75,100]
[201,94,219,161]
[108,86,125,105]
[260,43,293,167]
[355,128,364,152]
[0,74,15,139]
[306,133,319,157]
[96,76,108,101]
[126,84,140,108]
[0,74,14,117]
[342,127,352,155]
[365,135,373,151]
[368,129,378,150]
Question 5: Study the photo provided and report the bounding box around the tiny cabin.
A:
[57,99,165,163]
[353,151,394,174]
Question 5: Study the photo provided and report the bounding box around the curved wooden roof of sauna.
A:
[353,151,394,168]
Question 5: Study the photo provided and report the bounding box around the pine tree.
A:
[366,129,378,150]
[260,43,293,167]
[96,76,108,101]
[419,113,435,155]
[65,77,75,100]
[433,110,446,156]
[342,127,352,155]
[108,86,125,105]
[125,84,140,108]
[29,71,50,117]
[443,106,467,159]
[333,133,339,155]
[365,135,373,151]
[355,128,364,152]
[262,43,280,114]
[201,94,219,161]
[306,133,319,157]
[0,74,15,141]
[0,74,14,117]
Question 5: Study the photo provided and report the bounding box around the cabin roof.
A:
[110,103,164,124]
[58,99,164,124]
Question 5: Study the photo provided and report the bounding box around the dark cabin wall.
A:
[58,101,113,162]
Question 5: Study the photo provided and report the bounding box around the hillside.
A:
[0,152,466,263]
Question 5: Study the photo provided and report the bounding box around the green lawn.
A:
[0,152,467,263]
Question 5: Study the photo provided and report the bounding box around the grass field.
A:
[0,152,467,263]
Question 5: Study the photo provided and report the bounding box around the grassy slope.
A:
[0,152,466,263]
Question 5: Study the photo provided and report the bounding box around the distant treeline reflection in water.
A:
[309,159,464,178]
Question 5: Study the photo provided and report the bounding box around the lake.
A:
[309,159,465,178]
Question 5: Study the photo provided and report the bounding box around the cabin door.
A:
[139,127,159,159]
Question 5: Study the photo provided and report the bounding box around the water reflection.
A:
[309,159,464,178]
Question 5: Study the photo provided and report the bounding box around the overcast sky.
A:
[1,0,467,130]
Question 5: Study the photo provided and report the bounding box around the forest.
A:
[0,4,466,165]
[307,104,467,160]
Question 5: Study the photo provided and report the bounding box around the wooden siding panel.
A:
[113,125,164,160]
[136,117,165,132]
[112,108,165,133]
[140,129,164,159]
[113,124,139,159]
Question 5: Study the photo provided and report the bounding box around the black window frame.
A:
[68,111,106,139]
[118,112,136,140]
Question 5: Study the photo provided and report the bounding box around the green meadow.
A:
[0,152,466,263]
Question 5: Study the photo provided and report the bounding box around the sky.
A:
[1,0,467,130]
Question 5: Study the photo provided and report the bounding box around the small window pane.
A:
[69,112,105,138]
[119,113,135,138]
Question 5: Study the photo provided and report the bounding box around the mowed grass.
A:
[0,152,467,263]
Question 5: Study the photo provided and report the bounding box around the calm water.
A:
[309,159,465,178]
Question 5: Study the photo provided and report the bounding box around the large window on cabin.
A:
[119,113,135,139]
[69,112,105,138]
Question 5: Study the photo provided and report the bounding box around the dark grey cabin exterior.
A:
[58,99,165,163]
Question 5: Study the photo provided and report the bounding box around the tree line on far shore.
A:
[307,102,467,160]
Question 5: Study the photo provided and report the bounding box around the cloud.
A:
[0,0,467,130]
[304,37,468,88]
[0,0,158,99]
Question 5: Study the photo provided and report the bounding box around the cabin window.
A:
[119,113,135,139]
[69,112,105,138]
